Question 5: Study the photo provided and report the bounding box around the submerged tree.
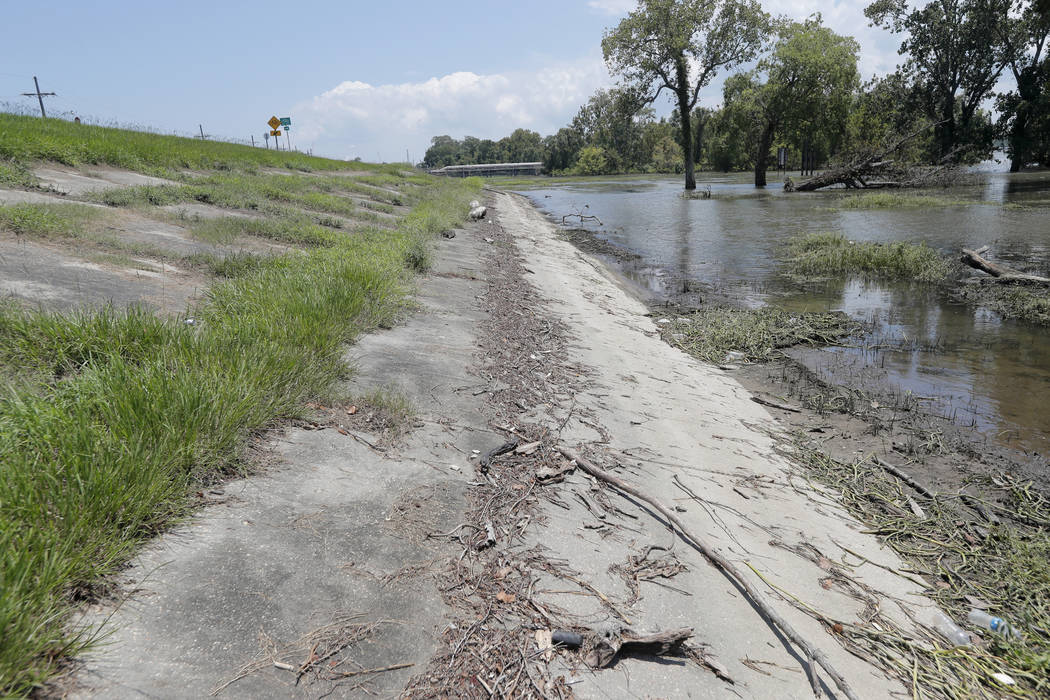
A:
[996,0,1050,170]
[727,17,860,186]
[602,0,769,189]
[866,0,1012,161]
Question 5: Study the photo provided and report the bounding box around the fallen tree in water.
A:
[787,122,959,192]
[960,246,1050,285]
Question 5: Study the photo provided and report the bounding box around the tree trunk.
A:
[1009,106,1029,173]
[675,58,696,190]
[754,123,773,187]
[937,98,956,160]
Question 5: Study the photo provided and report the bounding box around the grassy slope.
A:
[0,116,480,696]
[0,112,367,174]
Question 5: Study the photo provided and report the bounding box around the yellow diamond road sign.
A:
[267,116,281,130]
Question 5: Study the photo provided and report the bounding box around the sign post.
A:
[280,117,292,151]
[267,116,282,151]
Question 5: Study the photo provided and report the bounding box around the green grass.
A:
[0,160,38,188]
[784,232,957,283]
[834,192,980,209]
[0,202,102,239]
[659,306,859,363]
[89,171,401,222]
[0,112,401,175]
[188,216,339,248]
[0,175,479,697]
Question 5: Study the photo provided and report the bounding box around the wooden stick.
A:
[872,457,935,500]
[751,395,803,413]
[559,446,859,700]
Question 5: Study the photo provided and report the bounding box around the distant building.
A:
[429,162,544,177]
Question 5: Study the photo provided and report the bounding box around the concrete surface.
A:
[70,222,498,698]
[0,234,204,314]
[496,191,932,699]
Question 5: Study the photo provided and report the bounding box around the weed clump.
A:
[835,192,977,209]
[660,306,859,364]
[785,232,956,283]
[0,202,101,239]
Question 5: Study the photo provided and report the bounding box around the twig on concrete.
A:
[559,446,859,700]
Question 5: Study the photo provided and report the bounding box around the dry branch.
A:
[585,626,694,668]
[559,446,860,700]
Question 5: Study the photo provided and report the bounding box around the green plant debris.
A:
[834,192,981,209]
[789,439,1050,698]
[784,232,956,283]
[0,172,479,696]
[660,306,859,363]
[957,284,1050,326]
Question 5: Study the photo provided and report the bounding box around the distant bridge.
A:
[428,162,544,177]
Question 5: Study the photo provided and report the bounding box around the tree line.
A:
[423,0,1050,188]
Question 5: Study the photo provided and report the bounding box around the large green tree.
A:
[602,0,769,189]
[996,0,1050,170]
[866,0,1012,160]
[722,19,860,187]
[571,88,651,172]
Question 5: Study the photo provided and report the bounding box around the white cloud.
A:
[587,0,637,14]
[295,58,611,161]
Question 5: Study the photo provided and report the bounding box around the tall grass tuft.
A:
[785,232,956,283]
[0,176,479,696]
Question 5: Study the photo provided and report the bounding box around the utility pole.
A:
[22,76,56,119]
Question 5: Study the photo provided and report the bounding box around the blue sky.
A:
[1,0,901,162]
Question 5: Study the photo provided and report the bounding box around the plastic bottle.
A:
[968,609,1022,639]
[931,611,971,646]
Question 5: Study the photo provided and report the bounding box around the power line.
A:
[21,76,55,118]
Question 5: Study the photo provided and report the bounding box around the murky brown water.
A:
[516,170,1050,455]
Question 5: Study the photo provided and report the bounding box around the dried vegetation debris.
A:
[401,203,710,698]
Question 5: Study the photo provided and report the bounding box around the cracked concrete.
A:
[70,222,496,698]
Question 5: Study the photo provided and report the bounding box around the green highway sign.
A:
[280,117,291,126]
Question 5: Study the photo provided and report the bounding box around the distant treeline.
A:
[424,0,1050,181]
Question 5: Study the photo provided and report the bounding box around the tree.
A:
[574,146,610,175]
[571,88,652,172]
[866,0,1012,161]
[996,0,1050,170]
[543,127,585,173]
[497,128,544,163]
[842,72,931,158]
[602,0,769,189]
[422,135,460,168]
[715,19,858,185]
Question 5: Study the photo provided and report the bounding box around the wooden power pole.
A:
[22,76,56,119]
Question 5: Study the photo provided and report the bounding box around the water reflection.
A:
[517,171,1050,454]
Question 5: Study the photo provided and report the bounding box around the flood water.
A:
[515,170,1050,455]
